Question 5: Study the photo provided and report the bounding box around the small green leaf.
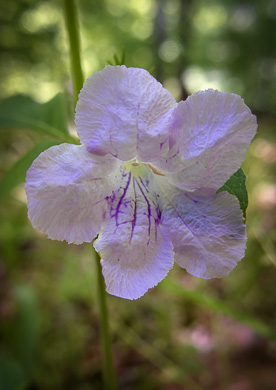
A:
[0,140,61,202]
[107,48,126,66]
[120,48,126,65]
[0,94,75,142]
[148,66,155,75]
[113,53,120,64]
[217,168,248,218]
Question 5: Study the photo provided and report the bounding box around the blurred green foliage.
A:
[0,0,276,389]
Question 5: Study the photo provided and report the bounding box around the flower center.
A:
[122,160,165,177]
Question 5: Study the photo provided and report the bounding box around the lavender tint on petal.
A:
[94,165,174,300]
[25,66,257,299]
[75,65,176,162]
[158,184,247,279]
[25,144,119,244]
[165,89,257,190]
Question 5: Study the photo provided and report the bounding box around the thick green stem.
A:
[95,250,116,390]
[62,0,84,106]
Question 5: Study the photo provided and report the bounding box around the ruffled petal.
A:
[94,165,174,300]
[159,185,246,278]
[161,89,257,190]
[75,65,176,162]
[25,144,120,244]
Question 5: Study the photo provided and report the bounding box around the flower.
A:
[25,65,257,300]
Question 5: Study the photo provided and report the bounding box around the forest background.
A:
[0,0,276,389]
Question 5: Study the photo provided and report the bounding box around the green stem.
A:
[62,0,84,106]
[95,250,116,390]
[62,2,115,387]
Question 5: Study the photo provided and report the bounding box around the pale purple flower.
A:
[25,66,257,300]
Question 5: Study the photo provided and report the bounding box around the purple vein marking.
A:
[135,177,151,245]
[139,177,150,194]
[154,204,161,242]
[129,177,137,243]
[108,134,118,158]
[113,171,132,226]
[165,148,180,162]
[160,140,166,150]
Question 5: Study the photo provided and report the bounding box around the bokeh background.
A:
[0,0,276,389]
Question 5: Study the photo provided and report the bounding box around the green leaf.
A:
[0,140,61,202]
[0,356,27,390]
[0,286,39,390]
[217,168,248,218]
[120,48,126,65]
[11,286,39,376]
[107,48,126,66]
[0,94,76,142]
[162,279,276,342]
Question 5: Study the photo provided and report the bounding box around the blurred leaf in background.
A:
[0,94,69,137]
[0,285,39,390]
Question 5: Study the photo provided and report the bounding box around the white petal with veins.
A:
[94,165,174,300]
[25,144,120,244]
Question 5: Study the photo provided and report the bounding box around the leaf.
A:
[0,286,39,389]
[107,48,126,66]
[0,94,76,142]
[120,48,126,65]
[11,286,39,376]
[217,168,248,218]
[113,53,120,64]
[0,140,61,202]
[162,279,276,342]
[0,356,27,390]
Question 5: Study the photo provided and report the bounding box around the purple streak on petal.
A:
[129,177,137,243]
[108,171,137,238]
[135,177,151,245]
[138,176,162,242]
[184,193,198,204]
[165,148,180,163]
[108,134,118,158]
[160,140,166,151]
[114,171,131,226]
[139,177,150,194]
[154,204,161,242]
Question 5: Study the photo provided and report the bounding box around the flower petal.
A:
[159,185,246,278]
[163,89,257,190]
[76,65,176,161]
[94,165,174,300]
[25,144,119,244]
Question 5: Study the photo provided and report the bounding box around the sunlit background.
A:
[0,0,276,389]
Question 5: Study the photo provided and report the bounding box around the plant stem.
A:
[62,0,84,106]
[95,250,116,390]
[62,2,115,387]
